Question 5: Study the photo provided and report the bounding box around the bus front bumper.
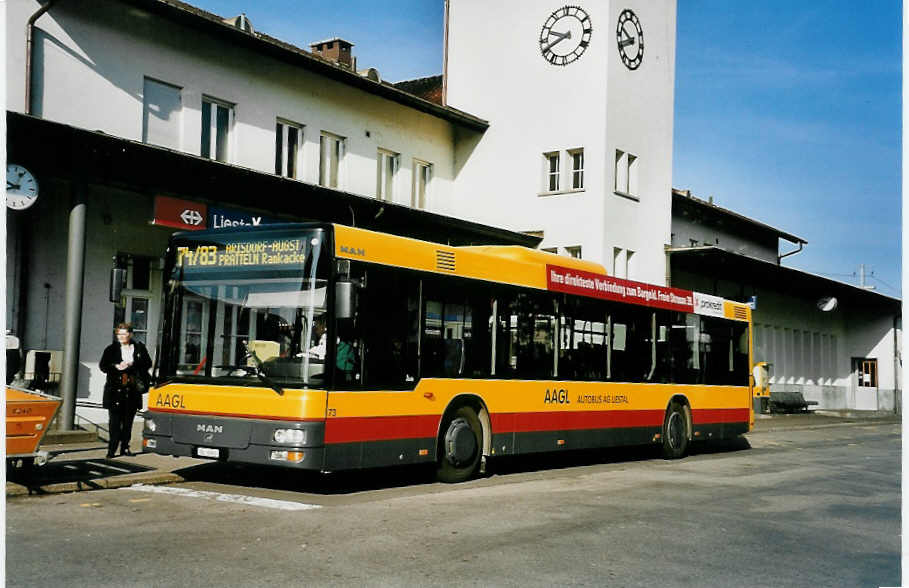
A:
[141,411,325,470]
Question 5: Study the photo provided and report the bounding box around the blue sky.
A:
[192,1,901,297]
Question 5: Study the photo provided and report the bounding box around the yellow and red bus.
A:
[143,223,753,482]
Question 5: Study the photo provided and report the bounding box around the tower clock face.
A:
[616,9,644,70]
[539,5,593,66]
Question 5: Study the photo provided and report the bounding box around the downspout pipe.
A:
[777,241,804,264]
[26,0,59,115]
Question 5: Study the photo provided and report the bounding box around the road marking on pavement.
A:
[80,503,102,508]
[123,484,322,511]
[86,461,132,473]
[128,498,152,503]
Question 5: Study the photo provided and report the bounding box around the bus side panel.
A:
[321,381,750,467]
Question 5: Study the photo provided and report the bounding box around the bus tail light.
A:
[144,438,157,449]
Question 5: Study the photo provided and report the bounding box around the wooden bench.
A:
[769,391,819,413]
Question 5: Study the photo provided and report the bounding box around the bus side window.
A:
[495,292,555,379]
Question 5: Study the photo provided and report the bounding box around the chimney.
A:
[310,38,355,69]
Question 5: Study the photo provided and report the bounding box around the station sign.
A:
[209,206,280,230]
[153,196,207,230]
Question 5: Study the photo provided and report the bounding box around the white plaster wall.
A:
[7,0,456,209]
[445,0,611,263]
[446,0,675,283]
[603,0,676,285]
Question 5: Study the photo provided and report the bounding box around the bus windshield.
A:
[158,227,330,387]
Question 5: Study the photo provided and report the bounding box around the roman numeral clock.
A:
[539,5,592,66]
[539,6,644,70]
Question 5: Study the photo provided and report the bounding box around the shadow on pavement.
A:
[8,458,156,492]
[172,437,752,495]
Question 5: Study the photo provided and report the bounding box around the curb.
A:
[750,417,900,435]
[6,471,186,498]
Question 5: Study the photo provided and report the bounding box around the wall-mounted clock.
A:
[616,9,644,70]
[6,164,39,211]
[539,6,592,66]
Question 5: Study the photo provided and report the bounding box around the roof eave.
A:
[117,0,488,132]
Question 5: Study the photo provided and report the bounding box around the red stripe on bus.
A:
[691,408,750,425]
[490,410,665,433]
[324,415,440,444]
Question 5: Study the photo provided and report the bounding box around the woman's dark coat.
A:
[99,340,152,409]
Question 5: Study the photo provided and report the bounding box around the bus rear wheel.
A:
[662,402,690,459]
[436,406,482,483]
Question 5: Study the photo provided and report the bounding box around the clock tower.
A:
[444,0,676,286]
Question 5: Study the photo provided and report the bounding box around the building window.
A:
[376,149,399,201]
[615,150,639,199]
[201,97,234,162]
[565,246,582,259]
[625,249,634,279]
[569,148,584,190]
[319,132,346,188]
[541,247,558,254]
[855,358,878,387]
[275,120,303,179]
[142,78,182,150]
[544,152,560,192]
[412,159,432,209]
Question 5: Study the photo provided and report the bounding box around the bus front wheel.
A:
[436,406,482,483]
[662,402,690,459]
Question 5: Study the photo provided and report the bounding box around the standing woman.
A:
[100,323,152,458]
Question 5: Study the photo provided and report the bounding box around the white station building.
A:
[4,0,899,424]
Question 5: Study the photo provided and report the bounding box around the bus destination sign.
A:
[547,265,696,313]
[176,238,306,269]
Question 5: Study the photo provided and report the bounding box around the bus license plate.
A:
[197,447,220,458]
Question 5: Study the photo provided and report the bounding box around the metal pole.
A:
[59,185,86,430]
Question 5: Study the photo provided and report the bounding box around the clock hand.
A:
[542,30,571,53]
[619,36,635,48]
[7,182,20,190]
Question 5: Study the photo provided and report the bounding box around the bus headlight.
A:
[146,418,157,432]
[273,428,305,444]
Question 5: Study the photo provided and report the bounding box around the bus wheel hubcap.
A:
[668,412,683,449]
[445,418,476,466]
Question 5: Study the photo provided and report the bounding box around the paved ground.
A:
[6,410,900,497]
[5,415,900,587]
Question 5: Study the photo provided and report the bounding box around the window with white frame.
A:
[615,150,639,198]
[275,119,303,179]
[569,148,584,190]
[319,132,346,188]
[565,246,582,259]
[412,159,432,209]
[543,151,560,192]
[143,77,182,150]
[376,149,399,201]
[201,97,234,163]
[625,249,634,279]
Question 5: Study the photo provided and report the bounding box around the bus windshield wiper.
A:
[241,342,285,396]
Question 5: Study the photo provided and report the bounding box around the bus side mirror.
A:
[336,281,357,319]
[109,268,127,303]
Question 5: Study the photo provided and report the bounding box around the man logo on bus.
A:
[196,424,223,434]
[340,245,365,256]
[544,388,570,404]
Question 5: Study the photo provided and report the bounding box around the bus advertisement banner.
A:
[546,265,695,313]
